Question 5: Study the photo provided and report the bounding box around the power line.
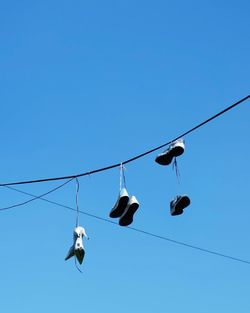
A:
[4,185,250,265]
[127,227,250,265]
[0,179,73,211]
[1,95,249,187]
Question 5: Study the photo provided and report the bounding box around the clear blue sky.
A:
[0,1,250,312]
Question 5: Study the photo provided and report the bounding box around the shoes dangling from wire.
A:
[155,138,191,216]
[65,178,89,270]
[170,195,191,216]
[109,164,140,226]
[65,226,89,264]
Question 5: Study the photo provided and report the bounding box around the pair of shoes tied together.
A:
[65,226,89,265]
[170,195,190,216]
[110,188,139,226]
[155,138,185,165]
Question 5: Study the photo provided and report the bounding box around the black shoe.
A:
[119,196,139,226]
[170,195,190,216]
[109,188,129,218]
[155,139,185,165]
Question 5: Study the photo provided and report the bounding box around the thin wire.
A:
[0,178,74,211]
[75,178,80,227]
[126,226,250,265]
[4,185,115,222]
[0,95,249,187]
[4,185,250,265]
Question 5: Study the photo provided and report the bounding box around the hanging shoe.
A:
[109,188,129,218]
[170,195,190,216]
[155,138,185,165]
[65,226,89,264]
[119,196,139,226]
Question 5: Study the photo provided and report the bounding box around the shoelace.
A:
[75,178,80,227]
[74,254,83,273]
[172,157,181,183]
[119,163,127,191]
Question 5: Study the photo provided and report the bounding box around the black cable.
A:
[4,185,250,265]
[126,227,250,265]
[4,185,122,222]
[1,95,249,187]
[0,179,73,211]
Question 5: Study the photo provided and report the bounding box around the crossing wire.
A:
[0,94,249,187]
[0,179,73,211]
[4,184,250,265]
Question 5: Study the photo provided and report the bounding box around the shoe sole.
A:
[119,202,139,226]
[155,146,184,165]
[109,196,129,218]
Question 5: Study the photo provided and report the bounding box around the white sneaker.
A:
[155,139,185,165]
[119,196,139,226]
[109,188,129,218]
[65,226,89,264]
[170,195,190,216]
